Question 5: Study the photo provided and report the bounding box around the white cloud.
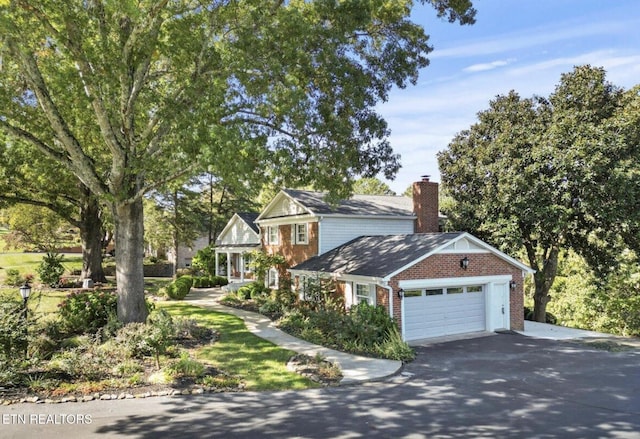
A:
[463,58,515,72]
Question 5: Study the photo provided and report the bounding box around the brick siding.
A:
[385,253,525,332]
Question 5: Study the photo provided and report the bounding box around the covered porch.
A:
[214,245,258,283]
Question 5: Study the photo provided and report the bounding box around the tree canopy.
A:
[438,65,640,322]
[0,0,476,323]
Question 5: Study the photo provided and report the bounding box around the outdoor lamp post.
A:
[19,282,31,358]
[19,282,31,315]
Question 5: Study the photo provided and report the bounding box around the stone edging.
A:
[1,385,246,406]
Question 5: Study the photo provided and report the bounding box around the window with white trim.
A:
[266,226,279,245]
[268,268,279,289]
[355,283,375,305]
[290,223,308,245]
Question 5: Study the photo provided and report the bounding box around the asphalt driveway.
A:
[3,334,639,438]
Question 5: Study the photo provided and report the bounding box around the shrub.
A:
[176,268,195,277]
[211,275,228,286]
[237,281,270,300]
[192,246,216,276]
[166,276,193,300]
[374,326,415,362]
[4,268,24,287]
[146,309,177,368]
[114,310,176,368]
[36,252,65,287]
[258,299,283,319]
[48,346,111,381]
[0,296,28,361]
[168,352,205,378]
[57,290,118,335]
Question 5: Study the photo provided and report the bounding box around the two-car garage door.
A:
[402,284,486,341]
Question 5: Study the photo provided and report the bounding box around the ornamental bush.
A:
[0,295,28,362]
[36,252,66,287]
[4,269,24,287]
[165,276,193,300]
[57,290,118,335]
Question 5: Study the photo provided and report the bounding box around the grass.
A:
[0,251,83,283]
[0,288,67,316]
[160,302,318,391]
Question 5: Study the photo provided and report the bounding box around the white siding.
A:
[262,196,307,218]
[319,217,414,254]
[218,218,260,246]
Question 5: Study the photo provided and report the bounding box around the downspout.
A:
[382,283,393,320]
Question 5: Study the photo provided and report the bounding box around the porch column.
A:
[226,252,231,279]
[240,253,245,282]
[215,252,219,277]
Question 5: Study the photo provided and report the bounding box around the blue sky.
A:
[379,0,640,194]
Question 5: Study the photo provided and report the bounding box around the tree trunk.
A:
[79,193,107,283]
[113,198,148,324]
[531,247,560,322]
[172,189,180,276]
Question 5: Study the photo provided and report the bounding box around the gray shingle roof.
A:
[290,233,463,278]
[236,212,260,234]
[282,189,414,217]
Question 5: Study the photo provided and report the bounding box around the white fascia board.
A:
[398,275,512,289]
[255,190,313,223]
[455,233,535,274]
[214,246,259,254]
[287,269,383,285]
[319,214,415,221]
[256,215,318,226]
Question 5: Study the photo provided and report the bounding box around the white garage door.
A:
[403,285,486,341]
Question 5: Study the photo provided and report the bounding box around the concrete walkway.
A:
[185,288,402,384]
[518,321,640,348]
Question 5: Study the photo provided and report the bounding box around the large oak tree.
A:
[0,0,475,323]
[438,66,640,322]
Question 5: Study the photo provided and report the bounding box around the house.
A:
[214,213,261,282]
[216,177,534,341]
[167,234,209,270]
[289,232,532,341]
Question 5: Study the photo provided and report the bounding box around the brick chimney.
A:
[413,175,440,233]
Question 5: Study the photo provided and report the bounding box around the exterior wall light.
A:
[460,256,469,270]
[397,288,404,298]
[509,280,517,290]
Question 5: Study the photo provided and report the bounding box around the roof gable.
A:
[216,213,261,246]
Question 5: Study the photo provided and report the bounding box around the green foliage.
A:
[192,275,229,288]
[0,0,477,325]
[192,246,217,276]
[36,252,65,287]
[352,178,396,195]
[248,251,287,284]
[48,345,111,381]
[168,352,205,378]
[547,251,640,336]
[299,277,345,313]
[112,309,177,368]
[438,65,640,321]
[4,268,24,287]
[57,290,118,335]
[0,295,28,362]
[165,276,194,300]
[237,282,271,300]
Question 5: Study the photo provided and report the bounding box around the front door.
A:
[489,282,510,331]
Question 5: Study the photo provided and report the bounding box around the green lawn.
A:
[160,302,318,391]
[0,251,83,284]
